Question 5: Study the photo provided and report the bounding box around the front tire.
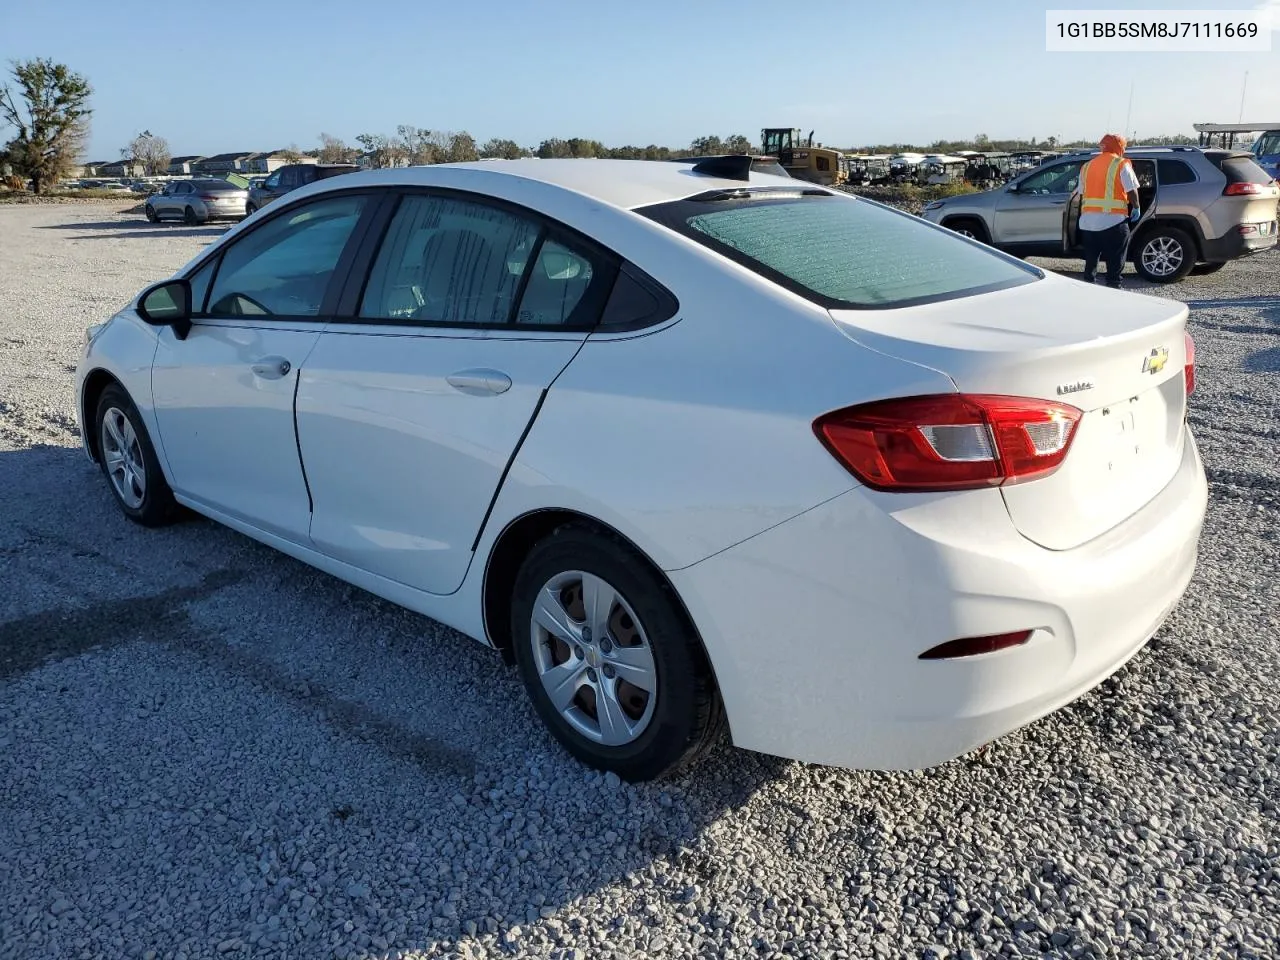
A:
[1132,225,1195,283]
[95,384,179,527]
[246,202,258,216]
[183,206,198,225]
[510,525,724,781]
[944,217,989,244]
[145,205,159,223]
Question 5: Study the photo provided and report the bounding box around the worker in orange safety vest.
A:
[1072,133,1141,288]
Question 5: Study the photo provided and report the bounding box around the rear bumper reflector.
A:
[918,630,1034,660]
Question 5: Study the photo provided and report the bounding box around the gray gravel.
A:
[2,203,1278,960]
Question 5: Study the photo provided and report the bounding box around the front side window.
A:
[639,192,1039,309]
[359,195,540,325]
[1018,161,1082,195]
[264,171,281,189]
[205,195,366,318]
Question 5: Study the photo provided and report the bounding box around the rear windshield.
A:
[638,192,1040,309]
[198,180,240,191]
[1208,152,1274,184]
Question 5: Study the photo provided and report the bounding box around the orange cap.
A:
[1100,133,1127,155]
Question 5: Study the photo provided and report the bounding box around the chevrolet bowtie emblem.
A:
[1142,346,1169,375]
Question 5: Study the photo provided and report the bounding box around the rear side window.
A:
[360,195,540,325]
[359,194,614,329]
[1157,159,1196,185]
[639,193,1039,309]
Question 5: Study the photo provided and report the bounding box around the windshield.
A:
[1254,132,1280,156]
[638,193,1040,309]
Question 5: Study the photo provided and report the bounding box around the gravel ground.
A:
[1,204,1277,960]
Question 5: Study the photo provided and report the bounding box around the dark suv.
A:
[245,163,359,215]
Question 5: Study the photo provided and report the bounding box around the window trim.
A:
[186,188,388,323]
[332,185,626,334]
[637,192,1042,312]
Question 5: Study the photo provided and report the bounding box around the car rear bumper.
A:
[1200,223,1279,262]
[669,425,1208,770]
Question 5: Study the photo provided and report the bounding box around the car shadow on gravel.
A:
[36,220,232,239]
[0,443,788,956]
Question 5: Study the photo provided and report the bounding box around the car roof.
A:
[307,158,802,211]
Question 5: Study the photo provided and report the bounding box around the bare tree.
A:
[355,133,407,169]
[1,58,92,194]
[122,129,170,176]
[317,132,357,164]
[280,143,304,163]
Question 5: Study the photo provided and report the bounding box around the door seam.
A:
[291,368,314,515]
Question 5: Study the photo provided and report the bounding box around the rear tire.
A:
[1132,225,1195,283]
[510,524,724,782]
[94,384,180,527]
[1190,262,1226,276]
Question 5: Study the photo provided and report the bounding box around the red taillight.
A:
[1184,331,1196,396]
[1224,182,1263,196]
[918,630,1033,660]
[198,194,219,202]
[813,394,1082,492]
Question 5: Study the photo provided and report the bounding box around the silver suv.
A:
[921,146,1278,282]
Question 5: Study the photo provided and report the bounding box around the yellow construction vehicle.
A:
[760,128,846,186]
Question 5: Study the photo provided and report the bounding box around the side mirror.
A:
[1006,182,1020,193]
[137,278,193,340]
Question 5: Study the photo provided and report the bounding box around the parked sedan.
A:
[145,178,248,224]
[76,157,1208,781]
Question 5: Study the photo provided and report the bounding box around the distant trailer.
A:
[1193,122,1280,150]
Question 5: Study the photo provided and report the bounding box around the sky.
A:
[2,0,1278,161]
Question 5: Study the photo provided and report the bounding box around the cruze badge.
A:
[1056,380,1094,396]
[1142,346,1169,375]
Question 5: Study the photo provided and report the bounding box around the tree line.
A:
[2,57,1203,195]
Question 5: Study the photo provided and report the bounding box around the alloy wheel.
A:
[529,570,657,746]
[1141,236,1184,278]
[100,406,146,509]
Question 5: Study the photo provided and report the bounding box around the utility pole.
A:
[1124,80,1134,140]
[1239,71,1249,123]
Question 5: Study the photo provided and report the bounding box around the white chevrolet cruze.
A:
[76,157,1208,781]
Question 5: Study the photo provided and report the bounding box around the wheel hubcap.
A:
[529,570,657,746]
[101,407,146,509]
[1141,236,1183,277]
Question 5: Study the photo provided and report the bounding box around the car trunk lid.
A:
[829,275,1190,550]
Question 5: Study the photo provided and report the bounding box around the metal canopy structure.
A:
[1193,122,1280,149]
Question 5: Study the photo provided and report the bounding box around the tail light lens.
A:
[1223,182,1263,196]
[1184,331,1196,396]
[198,194,220,202]
[813,394,1082,492]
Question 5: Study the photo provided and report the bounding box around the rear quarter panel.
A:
[484,221,959,573]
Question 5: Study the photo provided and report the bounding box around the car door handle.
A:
[446,368,512,396]
[250,356,291,380]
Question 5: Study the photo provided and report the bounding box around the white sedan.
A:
[75,156,1208,781]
